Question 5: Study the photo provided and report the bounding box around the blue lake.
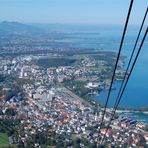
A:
[58,25,148,109]
[91,28,148,109]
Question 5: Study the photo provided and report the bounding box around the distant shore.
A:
[116,110,148,114]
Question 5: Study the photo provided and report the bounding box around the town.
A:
[0,49,148,147]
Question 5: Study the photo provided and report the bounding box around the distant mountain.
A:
[0,21,45,36]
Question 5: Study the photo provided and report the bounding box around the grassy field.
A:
[0,133,9,144]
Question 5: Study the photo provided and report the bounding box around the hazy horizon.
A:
[0,0,147,25]
[1,20,147,27]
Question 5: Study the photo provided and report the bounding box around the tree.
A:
[56,141,64,148]
[72,136,81,148]
[144,125,148,132]
[138,134,146,147]
[5,108,16,116]
[88,143,97,148]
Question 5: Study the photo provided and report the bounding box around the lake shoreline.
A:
[116,110,148,114]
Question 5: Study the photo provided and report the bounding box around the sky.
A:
[0,0,147,25]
